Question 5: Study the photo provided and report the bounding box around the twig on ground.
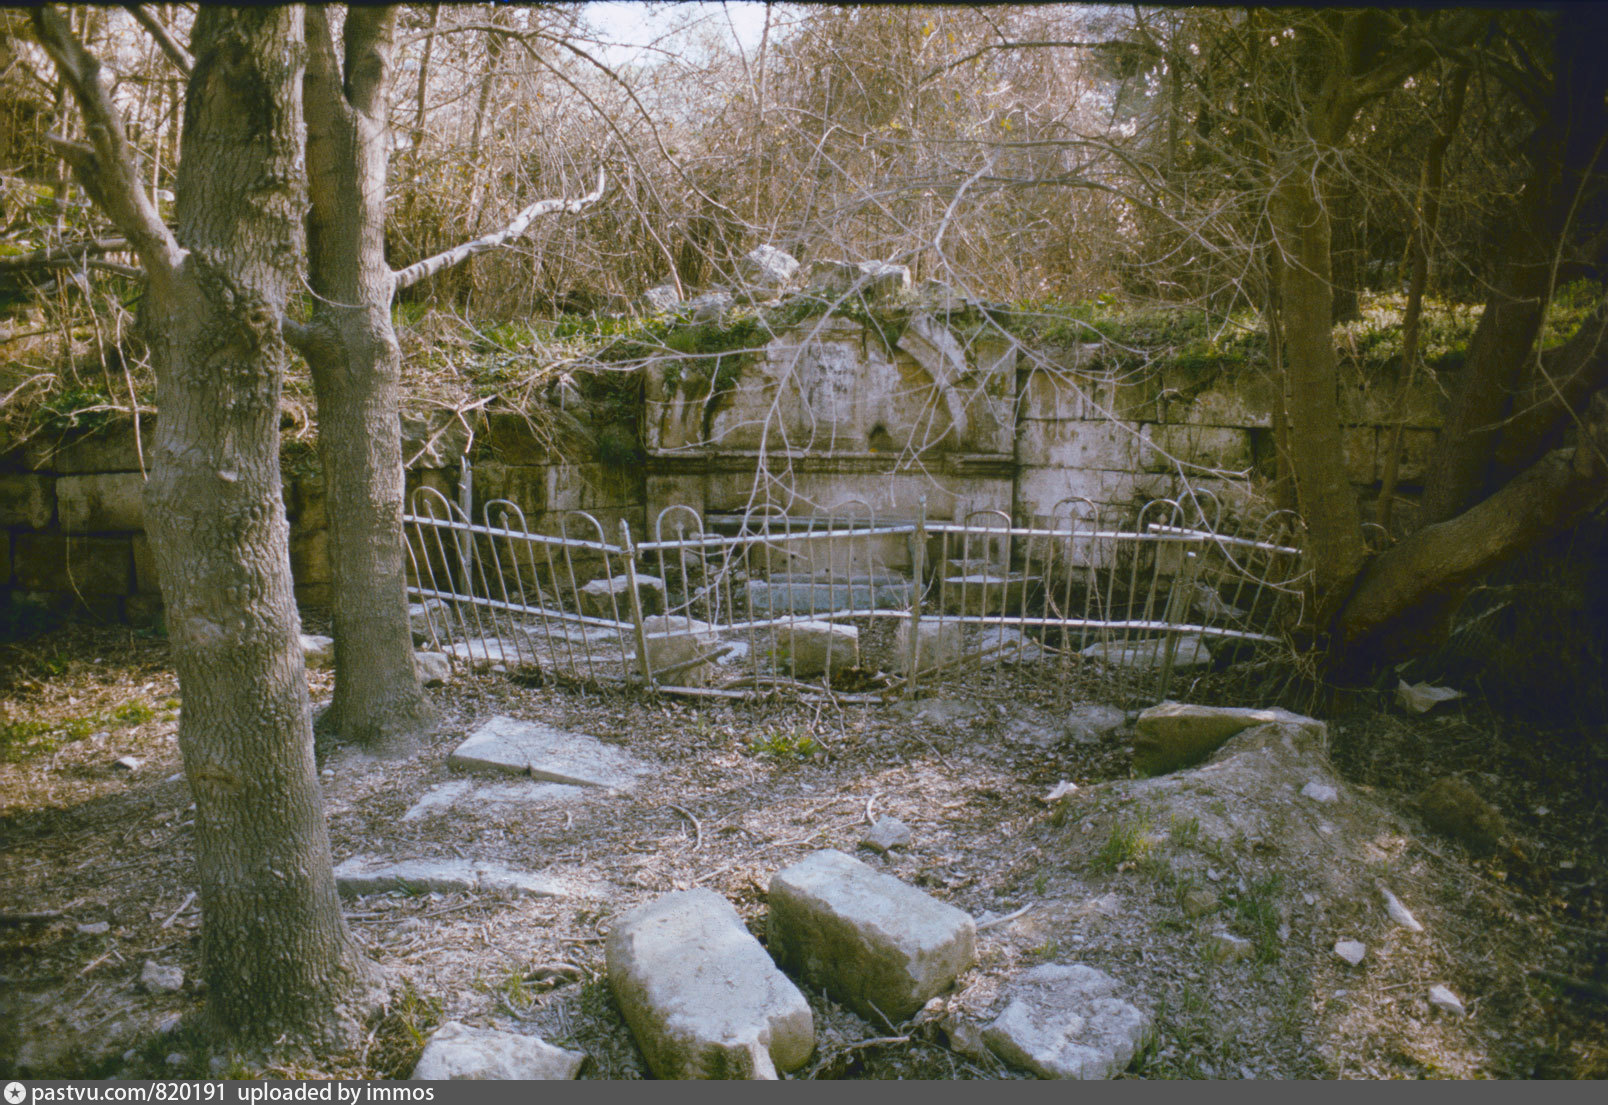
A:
[976,903,1034,931]
[665,802,703,851]
[160,890,195,929]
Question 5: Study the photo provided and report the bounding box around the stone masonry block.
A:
[896,618,964,674]
[0,474,55,528]
[1017,420,1140,471]
[290,527,331,586]
[774,620,859,678]
[57,472,145,532]
[13,533,132,595]
[1342,426,1378,484]
[1140,424,1254,475]
[131,534,161,593]
[768,849,977,1021]
[25,417,152,473]
[607,889,814,1079]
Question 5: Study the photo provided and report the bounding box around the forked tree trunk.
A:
[301,7,434,755]
[30,5,380,1045]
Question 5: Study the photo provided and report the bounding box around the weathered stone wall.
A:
[1,311,1445,628]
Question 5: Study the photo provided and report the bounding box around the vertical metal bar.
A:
[907,498,927,693]
[621,518,653,687]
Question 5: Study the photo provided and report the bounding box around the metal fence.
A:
[403,485,1305,706]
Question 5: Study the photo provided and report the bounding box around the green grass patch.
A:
[748,725,822,762]
[1093,814,1156,873]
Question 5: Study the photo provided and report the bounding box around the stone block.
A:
[1020,366,1111,421]
[982,963,1151,1079]
[411,1022,583,1080]
[1391,428,1437,483]
[938,573,1034,616]
[740,244,801,292]
[57,472,145,532]
[607,889,814,1079]
[1017,419,1140,470]
[334,856,568,898]
[896,618,964,674]
[774,620,859,678]
[580,573,664,619]
[483,411,557,467]
[131,535,160,593]
[0,474,55,528]
[1162,374,1278,428]
[1342,426,1378,484]
[636,614,721,686]
[288,475,328,530]
[13,533,131,595]
[1132,700,1320,776]
[767,849,976,1022]
[289,527,331,586]
[1141,424,1254,474]
[26,417,152,473]
[746,574,915,616]
[400,415,473,471]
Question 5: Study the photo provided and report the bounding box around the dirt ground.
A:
[1,620,1604,1080]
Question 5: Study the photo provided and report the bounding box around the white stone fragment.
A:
[1333,940,1367,966]
[410,1021,584,1080]
[1300,781,1339,803]
[862,817,913,854]
[1379,885,1425,932]
[299,633,334,670]
[1396,679,1462,714]
[415,651,451,687]
[982,963,1151,1080]
[140,960,184,993]
[1427,984,1466,1017]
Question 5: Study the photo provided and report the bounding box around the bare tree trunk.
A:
[33,5,377,1047]
[299,6,434,755]
[1378,65,1468,532]
[1270,160,1366,629]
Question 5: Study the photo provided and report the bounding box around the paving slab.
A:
[449,715,648,789]
[607,889,814,1079]
[402,779,595,822]
[768,849,976,1022]
[333,856,569,898]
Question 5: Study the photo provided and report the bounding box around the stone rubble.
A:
[862,817,913,854]
[1333,940,1367,966]
[1427,984,1467,1017]
[414,651,451,686]
[139,960,184,993]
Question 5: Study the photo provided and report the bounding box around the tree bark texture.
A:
[33,4,377,1046]
[152,7,375,1046]
[301,6,434,755]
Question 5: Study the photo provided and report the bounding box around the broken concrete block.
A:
[768,849,976,1022]
[606,889,814,1079]
[774,619,859,678]
[896,619,964,675]
[862,817,912,854]
[739,245,800,292]
[1132,700,1317,776]
[411,1021,584,1080]
[982,963,1150,1079]
[415,651,451,686]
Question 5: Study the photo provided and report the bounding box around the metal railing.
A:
[402,485,1305,705]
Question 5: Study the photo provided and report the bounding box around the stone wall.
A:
[1,312,1445,628]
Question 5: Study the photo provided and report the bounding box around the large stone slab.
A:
[402,779,594,822]
[768,849,976,1022]
[607,889,814,1079]
[449,715,647,789]
[333,856,568,898]
[411,1021,584,1080]
[982,963,1151,1079]
[1133,700,1318,776]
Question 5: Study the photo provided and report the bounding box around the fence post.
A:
[906,497,927,695]
[1156,545,1202,702]
[620,518,655,688]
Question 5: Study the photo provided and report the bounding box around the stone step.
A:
[767,849,976,1022]
[606,889,814,1079]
